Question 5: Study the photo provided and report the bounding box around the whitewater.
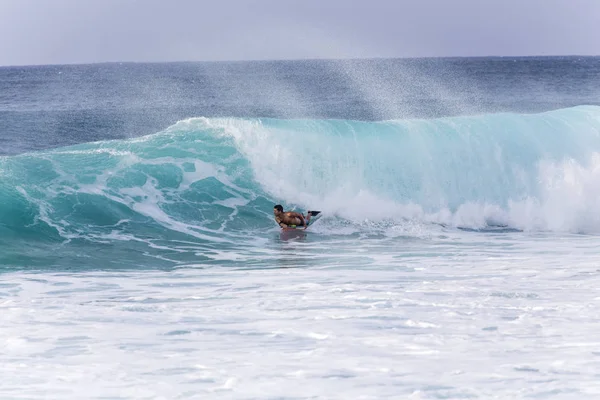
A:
[2,58,600,399]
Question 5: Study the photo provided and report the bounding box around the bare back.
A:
[276,211,305,226]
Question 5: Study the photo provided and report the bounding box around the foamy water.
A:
[3,232,600,399]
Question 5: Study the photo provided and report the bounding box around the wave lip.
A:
[2,105,600,248]
[215,105,600,233]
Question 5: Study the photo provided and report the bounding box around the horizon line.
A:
[1,54,599,68]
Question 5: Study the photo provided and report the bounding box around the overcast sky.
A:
[1,0,599,66]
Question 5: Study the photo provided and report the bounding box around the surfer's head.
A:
[274,204,283,215]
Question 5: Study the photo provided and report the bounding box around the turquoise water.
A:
[3,105,600,269]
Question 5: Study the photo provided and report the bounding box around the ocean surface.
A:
[2,57,600,399]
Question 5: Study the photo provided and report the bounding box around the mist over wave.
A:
[2,105,600,250]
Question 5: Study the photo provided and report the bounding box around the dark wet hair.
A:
[274,204,283,212]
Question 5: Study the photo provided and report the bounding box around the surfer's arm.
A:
[275,216,287,228]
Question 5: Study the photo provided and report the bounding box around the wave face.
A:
[2,105,600,266]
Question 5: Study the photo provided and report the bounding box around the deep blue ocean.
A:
[2,57,600,398]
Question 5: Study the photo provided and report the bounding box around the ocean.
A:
[2,57,600,399]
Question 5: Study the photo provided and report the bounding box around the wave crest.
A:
[2,105,600,242]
